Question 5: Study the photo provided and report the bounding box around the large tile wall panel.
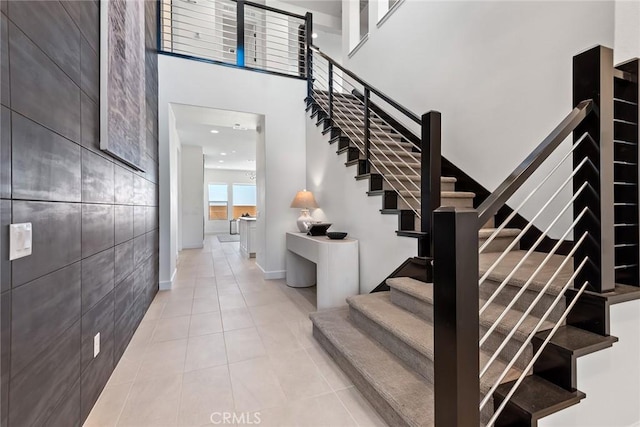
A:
[46,382,81,427]
[9,21,81,143]
[1,13,10,108]
[81,248,114,314]
[0,200,10,293]
[61,0,99,53]
[8,0,81,84]
[12,113,82,202]
[81,290,114,371]
[82,148,115,204]
[82,204,114,258]
[80,37,99,102]
[8,321,80,426]
[3,1,159,424]
[115,240,134,285]
[11,201,81,287]
[1,291,10,426]
[115,205,134,245]
[115,165,135,205]
[1,105,10,198]
[11,262,81,375]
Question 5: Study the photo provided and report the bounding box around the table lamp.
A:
[290,190,319,232]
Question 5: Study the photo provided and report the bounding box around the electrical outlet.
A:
[94,332,100,358]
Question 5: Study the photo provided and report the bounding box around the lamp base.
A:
[296,209,313,232]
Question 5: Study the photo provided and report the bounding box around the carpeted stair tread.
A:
[310,308,435,427]
[347,293,522,392]
[386,277,555,344]
[480,250,572,295]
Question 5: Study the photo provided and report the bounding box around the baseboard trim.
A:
[257,263,286,280]
[159,268,177,290]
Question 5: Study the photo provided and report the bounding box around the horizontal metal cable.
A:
[480,132,590,253]
[486,279,589,426]
[479,254,589,413]
[479,160,592,285]
[479,229,588,377]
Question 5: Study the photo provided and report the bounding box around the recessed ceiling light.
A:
[247,159,255,162]
[220,152,227,156]
[219,160,224,163]
[232,123,248,131]
[312,33,318,39]
[210,129,219,134]
[232,150,236,153]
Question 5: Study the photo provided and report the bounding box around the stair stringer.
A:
[305,113,416,293]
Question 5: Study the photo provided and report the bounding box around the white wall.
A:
[614,0,640,64]
[159,55,306,282]
[540,299,640,427]
[306,115,416,293]
[181,145,204,248]
[340,1,615,236]
[203,168,256,234]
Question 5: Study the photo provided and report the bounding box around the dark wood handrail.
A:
[236,0,307,20]
[476,99,594,227]
[311,46,422,125]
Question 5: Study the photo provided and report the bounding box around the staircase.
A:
[304,46,640,426]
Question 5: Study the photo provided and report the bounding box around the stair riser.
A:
[480,279,565,324]
[480,235,521,253]
[390,288,532,371]
[311,325,412,427]
[349,306,435,382]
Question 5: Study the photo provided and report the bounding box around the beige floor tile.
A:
[257,322,303,355]
[107,355,142,387]
[221,307,254,331]
[267,349,332,401]
[84,381,133,427]
[229,357,287,412]
[118,374,182,426]
[152,316,191,342]
[127,320,156,349]
[177,365,235,427]
[162,299,194,319]
[195,276,216,287]
[142,301,165,321]
[305,344,353,391]
[286,393,358,427]
[217,284,243,296]
[224,327,267,363]
[194,286,218,299]
[185,333,228,372]
[248,304,288,326]
[216,275,238,286]
[287,319,317,349]
[192,296,220,314]
[242,289,289,307]
[166,287,195,301]
[189,312,223,337]
[219,293,247,310]
[336,387,388,427]
[137,339,188,380]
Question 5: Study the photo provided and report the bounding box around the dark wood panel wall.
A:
[0,1,159,425]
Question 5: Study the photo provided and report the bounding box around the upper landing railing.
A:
[159,0,311,79]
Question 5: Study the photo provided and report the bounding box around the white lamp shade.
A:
[290,190,319,209]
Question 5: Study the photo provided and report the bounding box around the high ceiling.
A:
[170,103,259,171]
[279,0,341,18]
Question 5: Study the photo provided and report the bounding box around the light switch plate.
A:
[94,332,100,358]
[9,223,32,260]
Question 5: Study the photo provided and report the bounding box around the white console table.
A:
[285,232,359,309]
[239,217,257,258]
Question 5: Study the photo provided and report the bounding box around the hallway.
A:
[84,236,386,426]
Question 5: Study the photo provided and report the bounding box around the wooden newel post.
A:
[420,111,442,257]
[433,207,479,427]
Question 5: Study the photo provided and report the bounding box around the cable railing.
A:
[159,0,310,79]
[307,46,441,256]
[432,45,617,426]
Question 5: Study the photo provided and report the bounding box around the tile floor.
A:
[85,236,387,427]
